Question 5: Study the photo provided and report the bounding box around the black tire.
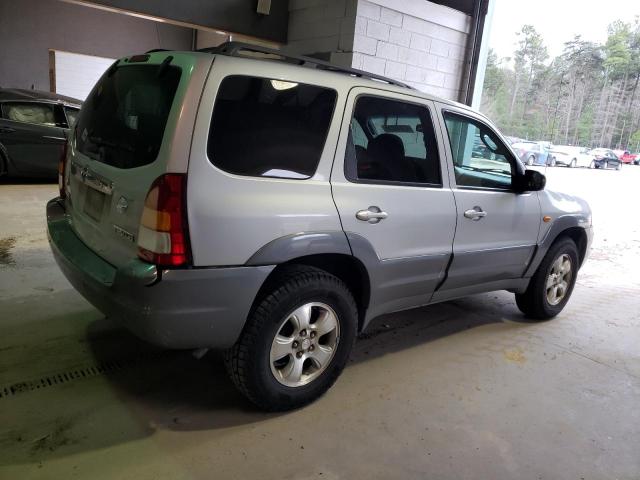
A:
[527,155,535,166]
[0,149,7,177]
[225,265,358,411]
[515,237,579,320]
[570,159,577,168]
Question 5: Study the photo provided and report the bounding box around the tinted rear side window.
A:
[208,76,337,179]
[76,64,181,169]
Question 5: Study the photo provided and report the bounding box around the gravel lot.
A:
[0,165,639,479]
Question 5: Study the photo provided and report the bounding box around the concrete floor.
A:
[0,166,639,479]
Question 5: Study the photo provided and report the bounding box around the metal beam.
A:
[58,0,289,43]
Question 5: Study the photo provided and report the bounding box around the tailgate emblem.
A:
[113,224,135,243]
[116,196,129,214]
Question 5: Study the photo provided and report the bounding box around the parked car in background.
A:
[614,150,639,165]
[512,141,553,166]
[504,135,523,145]
[589,148,621,170]
[549,145,594,168]
[0,88,81,179]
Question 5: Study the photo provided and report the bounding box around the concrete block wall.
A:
[287,0,357,67]
[351,0,470,100]
[287,0,472,102]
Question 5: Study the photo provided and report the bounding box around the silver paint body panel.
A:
[49,51,594,349]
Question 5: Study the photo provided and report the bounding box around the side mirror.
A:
[515,169,546,192]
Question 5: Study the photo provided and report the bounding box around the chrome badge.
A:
[116,196,129,214]
[113,224,135,243]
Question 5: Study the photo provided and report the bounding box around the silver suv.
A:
[47,43,593,410]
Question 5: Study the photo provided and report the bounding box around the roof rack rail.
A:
[146,49,170,53]
[199,41,412,90]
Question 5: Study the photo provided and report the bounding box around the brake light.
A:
[137,174,191,267]
[58,141,68,199]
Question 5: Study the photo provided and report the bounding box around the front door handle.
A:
[464,207,487,221]
[356,206,388,224]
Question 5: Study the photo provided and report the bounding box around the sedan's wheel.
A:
[225,265,357,411]
[616,162,622,170]
[570,159,577,168]
[589,160,595,169]
[515,237,579,320]
[0,151,7,176]
[527,156,535,166]
[604,161,609,169]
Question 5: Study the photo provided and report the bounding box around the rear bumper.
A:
[47,198,274,349]
[594,159,619,168]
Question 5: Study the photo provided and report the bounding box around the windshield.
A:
[75,64,181,169]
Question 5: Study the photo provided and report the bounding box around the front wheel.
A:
[616,162,622,170]
[570,159,577,168]
[527,156,535,166]
[515,238,579,320]
[225,266,358,411]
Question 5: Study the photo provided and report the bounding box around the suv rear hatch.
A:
[63,52,211,269]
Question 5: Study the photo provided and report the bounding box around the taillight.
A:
[137,174,191,267]
[58,141,68,199]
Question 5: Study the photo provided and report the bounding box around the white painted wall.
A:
[54,50,115,101]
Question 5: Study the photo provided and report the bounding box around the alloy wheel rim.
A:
[546,254,572,306]
[269,302,340,387]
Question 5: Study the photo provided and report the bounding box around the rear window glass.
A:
[76,64,181,169]
[208,75,337,179]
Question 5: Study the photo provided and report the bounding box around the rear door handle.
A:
[356,206,388,224]
[464,207,487,220]
[0,127,16,134]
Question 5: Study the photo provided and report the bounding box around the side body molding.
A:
[245,231,352,265]
[346,233,450,328]
[245,231,451,332]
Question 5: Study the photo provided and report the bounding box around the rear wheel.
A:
[570,159,577,168]
[527,155,535,166]
[515,237,579,320]
[0,150,7,176]
[225,265,357,411]
[616,162,622,170]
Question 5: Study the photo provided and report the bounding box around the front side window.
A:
[208,76,337,179]
[443,112,515,190]
[2,102,57,127]
[345,96,441,186]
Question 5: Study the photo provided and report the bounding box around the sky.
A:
[488,0,640,61]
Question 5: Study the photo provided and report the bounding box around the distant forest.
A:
[480,20,640,151]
